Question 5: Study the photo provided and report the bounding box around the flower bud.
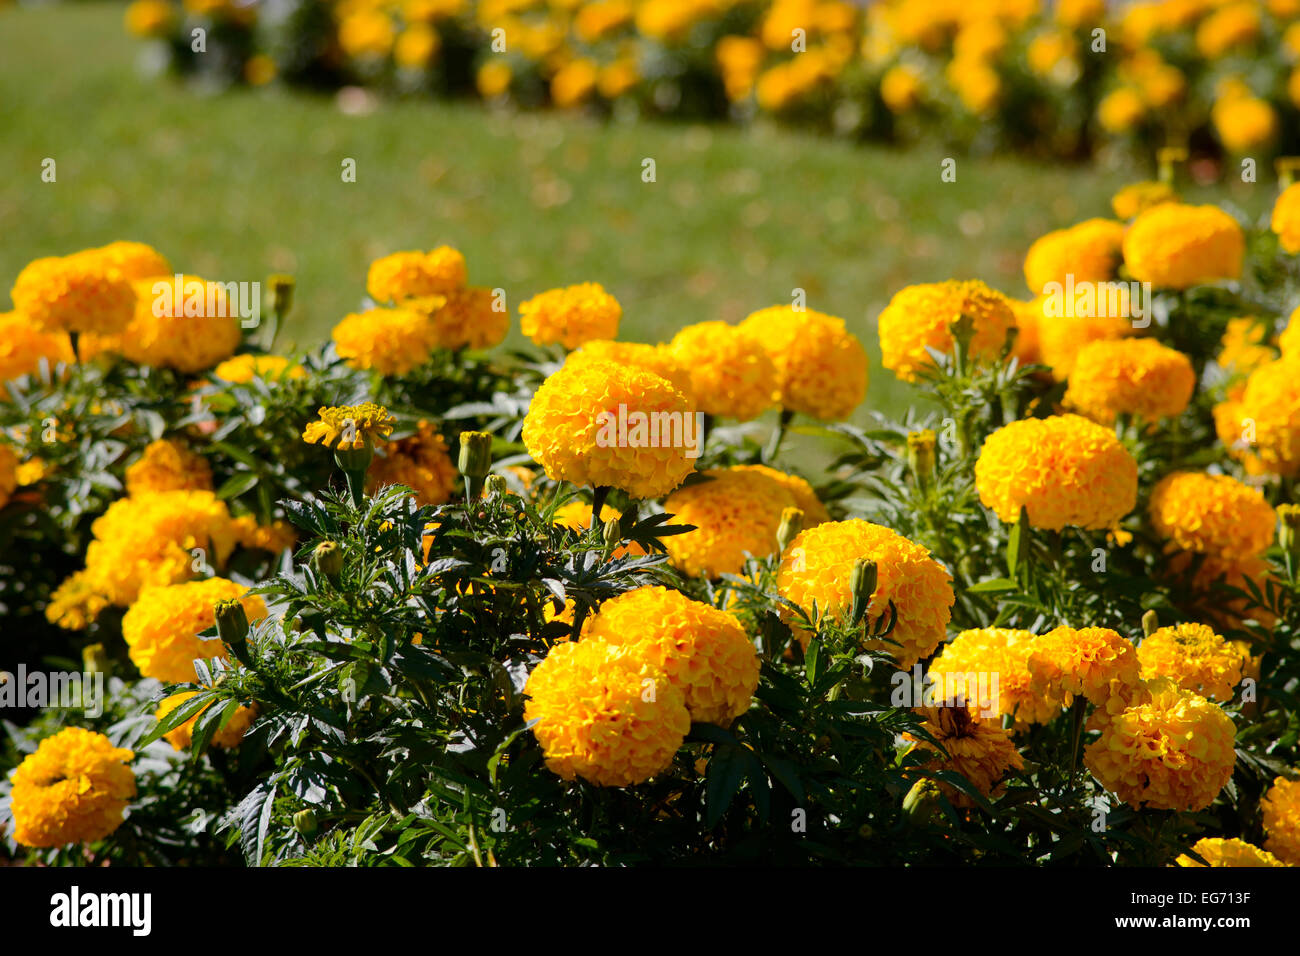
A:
[458,431,493,478]
[1278,504,1300,555]
[776,507,804,554]
[1157,144,1187,184]
[294,809,318,836]
[602,515,623,556]
[82,643,109,676]
[1140,609,1160,639]
[906,429,937,491]
[484,474,508,498]
[849,558,878,627]
[214,599,250,647]
[902,778,942,826]
[314,540,343,582]
[268,273,295,316]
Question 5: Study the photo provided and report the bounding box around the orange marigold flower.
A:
[738,305,868,421]
[1063,338,1195,424]
[1122,203,1245,290]
[366,420,458,506]
[1148,471,1274,561]
[929,627,1057,727]
[156,691,258,751]
[905,702,1024,806]
[661,467,799,578]
[1261,776,1300,864]
[366,247,466,303]
[9,728,135,847]
[877,280,1016,383]
[669,321,776,421]
[125,439,213,496]
[1023,218,1125,296]
[1176,837,1289,868]
[1137,622,1246,702]
[519,282,621,349]
[11,253,137,336]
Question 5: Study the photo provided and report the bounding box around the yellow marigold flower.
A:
[394,22,440,68]
[125,439,213,496]
[1023,218,1125,296]
[567,339,694,400]
[1148,471,1274,561]
[521,360,696,499]
[946,55,1001,114]
[776,519,954,669]
[1261,776,1300,864]
[339,9,395,58]
[122,577,267,683]
[732,463,829,525]
[597,59,640,99]
[1056,0,1104,28]
[11,254,137,336]
[366,247,466,303]
[1063,338,1195,424]
[716,34,764,100]
[1036,310,1135,381]
[1177,838,1289,868]
[1111,180,1178,220]
[124,0,175,37]
[1122,203,1245,290]
[15,456,47,486]
[905,702,1024,806]
[929,628,1057,727]
[575,0,633,42]
[1026,30,1077,83]
[519,282,621,350]
[80,240,171,280]
[1097,87,1145,133]
[523,636,690,787]
[333,307,438,375]
[1225,355,1300,475]
[230,515,296,554]
[116,276,242,372]
[44,571,110,631]
[10,728,135,848]
[1084,678,1236,811]
[584,586,759,726]
[0,442,18,511]
[551,57,599,107]
[1218,317,1276,378]
[408,286,509,350]
[1138,623,1245,702]
[1006,298,1045,366]
[738,305,868,421]
[0,311,74,396]
[366,420,458,505]
[60,490,242,612]
[1195,2,1260,58]
[877,280,1016,383]
[1213,95,1277,154]
[662,467,799,578]
[975,415,1138,531]
[302,403,397,450]
[669,321,776,421]
[156,691,257,751]
[477,60,512,98]
[1028,625,1142,716]
[1272,183,1300,255]
[880,64,924,112]
[213,353,305,383]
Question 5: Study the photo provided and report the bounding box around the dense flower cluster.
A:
[9,728,136,848]
[661,467,799,578]
[1137,623,1246,703]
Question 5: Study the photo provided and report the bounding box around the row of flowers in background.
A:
[4,164,1300,863]
[113,0,1300,159]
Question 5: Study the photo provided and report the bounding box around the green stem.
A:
[764,408,795,464]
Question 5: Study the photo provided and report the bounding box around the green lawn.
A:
[0,3,1262,415]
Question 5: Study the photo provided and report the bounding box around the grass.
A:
[0,3,1266,416]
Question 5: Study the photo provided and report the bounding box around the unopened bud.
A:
[849,558,878,627]
[458,431,493,478]
[902,778,942,826]
[602,515,623,554]
[314,540,343,582]
[1278,504,1300,554]
[214,599,250,647]
[776,507,804,554]
[268,273,295,315]
[294,809,318,836]
[484,474,508,498]
[906,430,937,490]
[82,643,109,676]
[1140,609,1160,639]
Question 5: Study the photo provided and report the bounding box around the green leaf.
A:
[216,471,260,500]
[967,577,1019,594]
[705,744,748,829]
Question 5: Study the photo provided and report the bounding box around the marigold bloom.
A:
[584,586,759,725]
[365,420,458,505]
[156,691,258,751]
[929,628,1056,727]
[410,286,509,350]
[302,403,397,450]
[1097,87,1145,133]
[0,442,18,511]
[1023,219,1125,296]
[1027,626,1142,716]
[0,311,75,393]
[80,240,171,280]
[662,467,799,578]
[1064,338,1195,424]
[1213,96,1277,154]
[732,463,830,525]
[738,305,868,420]
[1272,183,1300,255]
[1176,838,1289,868]
[1036,310,1135,380]
[124,0,175,37]
[122,577,267,683]
[333,307,439,376]
[1111,180,1178,220]
[1222,355,1300,475]
[1262,777,1300,864]
[1122,203,1245,290]
[975,415,1137,531]
[877,280,1016,383]
[906,703,1024,806]
[521,360,696,499]
[776,519,954,669]
[567,339,694,400]
[125,439,213,496]
[366,247,466,303]
[1148,471,1274,561]
[113,276,242,372]
[1084,678,1236,811]
[519,282,621,349]
[1137,623,1246,702]
[11,254,137,336]
[230,515,296,554]
[524,636,690,787]
[10,728,135,848]
[1196,2,1260,58]
[669,321,776,421]
[212,353,306,383]
[1218,317,1276,378]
